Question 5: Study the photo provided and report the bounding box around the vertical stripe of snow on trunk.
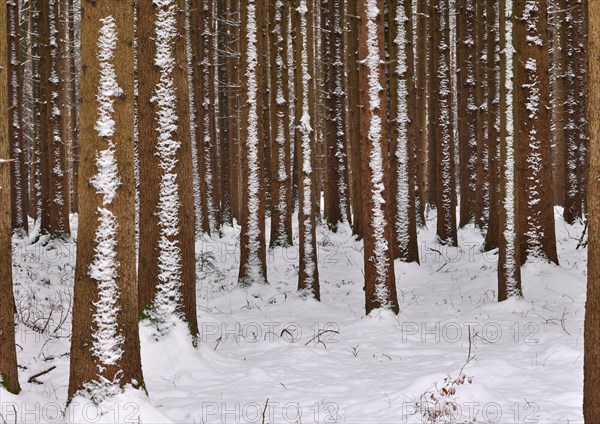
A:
[89,15,124,369]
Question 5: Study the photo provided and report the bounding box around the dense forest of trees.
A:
[0,0,599,418]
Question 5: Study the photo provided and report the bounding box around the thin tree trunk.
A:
[238,0,268,286]
[433,0,458,245]
[69,2,143,398]
[414,0,427,226]
[0,0,21,395]
[426,0,438,208]
[475,0,489,228]
[389,0,419,262]
[360,0,399,315]
[497,0,522,301]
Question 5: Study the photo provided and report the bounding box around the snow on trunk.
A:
[392,2,411,257]
[502,0,519,296]
[297,0,317,294]
[365,0,392,307]
[147,0,185,332]
[88,14,124,384]
[240,0,265,285]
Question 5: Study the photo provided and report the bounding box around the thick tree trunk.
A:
[359,0,399,315]
[137,0,198,336]
[69,1,143,397]
[551,0,567,207]
[584,1,600,418]
[426,0,438,208]
[514,0,558,265]
[0,0,21,395]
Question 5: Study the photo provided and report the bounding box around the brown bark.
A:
[514,0,558,265]
[346,0,363,237]
[359,0,399,315]
[69,0,143,396]
[426,0,438,208]
[485,0,501,251]
[30,0,41,222]
[8,0,28,233]
[414,0,428,226]
[137,0,198,335]
[269,0,293,246]
[497,0,522,301]
[388,0,419,263]
[433,0,458,245]
[323,0,351,229]
[456,0,477,227]
[584,1,600,418]
[551,0,567,206]
[0,0,21,394]
[238,0,268,286]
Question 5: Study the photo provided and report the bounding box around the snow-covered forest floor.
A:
[1,208,586,423]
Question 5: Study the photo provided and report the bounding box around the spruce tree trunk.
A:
[388,0,419,263]
[323,0,351,229]
[8,0,28,234]
[295,0,320,299]
[498,0,522,301]
[359,0,399,315]
[514,0,558,265]
[269,0,293,246]
[238,0,268,286]
[426,0,438,208]
[137,0,198,336]
[433,0,458,246]
[69,1,143,397]
[485,0,501,251]
[414,0,428,227]
[551,0,567,207]
[584,1,600,418]
[0,0,21,395]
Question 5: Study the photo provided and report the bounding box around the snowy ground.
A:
[1,208,586,423]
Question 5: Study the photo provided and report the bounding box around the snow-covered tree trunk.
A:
[426,0,438,208]
[238,0,268,286]
[584,2,600,418]
[433,0,458,246]
[69,6,144,400]
[137,0,198,337]
[456,0,478,228]
[360,0,399,315]
[269,0,293,247]
[0,0,21,395]
[563,0,588,224]
[388,0,419,263]
[414,0,428,227]
[514,0,558,265]
[497,0,522,301]
[8,0,28,234]
[295,0,320,299]
[323,0,352,230]
[475,0,489,229]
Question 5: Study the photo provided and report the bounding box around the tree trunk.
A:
[584,1,600,418]
[69,2,143,398]
[359,0,399,315]
[238,0,268,286]
[0,0,21,395]
[433,0,458,245]
[269,0,293,246]
[388,0,419,263]
[551,0,567,207]
[514,0,558,265]
[485,0,501,251]
[497,0,522,301]
[414,0,428,227]
[323,0,352,230]
[456,0,477,227]
[137,0,198,336]
[346,0,363,237]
